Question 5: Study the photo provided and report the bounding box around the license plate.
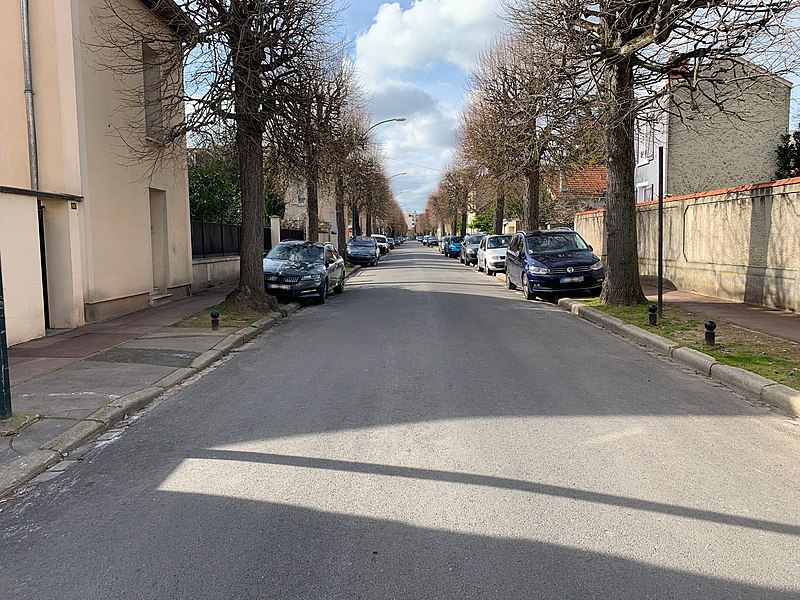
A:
[560,276,584,283]
[269,283,290,290]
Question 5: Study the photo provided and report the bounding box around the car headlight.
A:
[590,261,603,271]
[300,274,322,282]
[528,265,550,275]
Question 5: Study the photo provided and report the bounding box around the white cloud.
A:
[355,0,504,86]
[351,0,505,212]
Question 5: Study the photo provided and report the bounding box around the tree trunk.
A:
[600,58,646,306]
[236,116,265,293]
[306,159,319,242]
[335,174,346,251]
[365,211,372,236]
[524,163,540,231]
[493,187,505,234]
[460,211,467,237]
[352,201,361,237]
[452,214,458,236]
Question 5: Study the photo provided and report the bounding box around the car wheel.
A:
[477,260,484,272]
[334,273,345,294]
[316,278,328,304]
[506,271,516,290]
[486,265,493,276]
[523,278,535,301]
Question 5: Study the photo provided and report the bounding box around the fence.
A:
[191,220,305,258]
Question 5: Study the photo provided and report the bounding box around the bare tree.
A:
[92,0,336,308]
[508,0,800,304]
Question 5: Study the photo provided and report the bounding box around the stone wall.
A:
[575,177,800,312]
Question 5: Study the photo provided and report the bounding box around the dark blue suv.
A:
[504,229,603,301]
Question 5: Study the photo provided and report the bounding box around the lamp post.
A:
[352,118,406,239]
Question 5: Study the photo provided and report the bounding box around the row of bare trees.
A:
[93,0,406,309]
[429,0,799,305]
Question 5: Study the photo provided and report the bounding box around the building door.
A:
[149,189,168,295]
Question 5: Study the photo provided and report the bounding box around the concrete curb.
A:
[556,297,798,419]
[0,301,304,500]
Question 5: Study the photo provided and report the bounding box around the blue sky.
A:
[335,0,506,213]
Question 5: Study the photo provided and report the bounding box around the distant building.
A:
[634,59,792,202]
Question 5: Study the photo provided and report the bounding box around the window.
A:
[142,44,164,140]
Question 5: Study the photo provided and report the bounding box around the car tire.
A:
[523,278,535,301]
[334,273,345,294]
[477,261,484,272]
[316,278,328,304]
[486,265,493,276]
[506,272,516,290]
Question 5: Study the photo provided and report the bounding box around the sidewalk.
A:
[641,284,800,344]
[0,285,300,496]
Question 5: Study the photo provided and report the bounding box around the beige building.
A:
[0,0,192,346]
[282,183,339,244]
[634,60,792,202]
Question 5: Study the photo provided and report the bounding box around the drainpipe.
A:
[21,0,39,190]
[20,0,50,329]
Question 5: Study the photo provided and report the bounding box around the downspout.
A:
[20,0,50,328]
[21,0,39,190]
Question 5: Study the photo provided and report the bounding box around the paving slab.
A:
[88,347,201,368]
[8,418,80,456]
[120,335,225,352]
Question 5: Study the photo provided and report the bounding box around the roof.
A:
[137,0,196,37]
[549,165,607,201]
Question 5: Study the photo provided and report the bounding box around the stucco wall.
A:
[0,193,46,345]
[575,177,800,311]
[77,0,192,322]
[666,64,791,196]
[192,257,239,290]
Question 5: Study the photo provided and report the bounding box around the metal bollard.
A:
[704,320,716,346]
[648,304,658,326]
[211,310,220,331]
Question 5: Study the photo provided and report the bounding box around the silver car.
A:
[477,234,512,275]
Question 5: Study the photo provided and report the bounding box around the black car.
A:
[504,229,604,301]
[345,237,380,266]
[263,241,346,304]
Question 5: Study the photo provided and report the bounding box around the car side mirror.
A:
[588,245,593,251]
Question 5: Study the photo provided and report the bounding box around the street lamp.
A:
[388,172,407,180]
[366,117,406,133]
[352,118,406,238]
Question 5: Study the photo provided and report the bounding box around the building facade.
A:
[634,61,792,202]
[0,0,192,346]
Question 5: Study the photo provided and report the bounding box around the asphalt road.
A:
[1,243,799,599]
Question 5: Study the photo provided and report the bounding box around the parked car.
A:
[371,234,390,255]
[477,234,511,275]
[387,237,396,249]
[504,229,604,301]
[443,235,463,258]
[460,233,486,265]
[345,236,380,266]
[427,236,439,247]
[422,235,430,246]
[263,241,345,303]
[439,236,450,254]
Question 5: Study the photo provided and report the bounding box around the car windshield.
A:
[487,235,511,249]
[373,236,387,243]
[450,237,463,243]
[526,232,588,254]
[348,238,375,247]
[466,235,485,245]
[266,243,323,262]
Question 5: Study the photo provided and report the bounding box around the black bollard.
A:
[211,310,220,331]
[704,320,716,346]
[648,303,658,326]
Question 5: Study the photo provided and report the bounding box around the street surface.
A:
[1,243,799,599]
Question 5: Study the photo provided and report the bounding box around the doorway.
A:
[149,189,168,295]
